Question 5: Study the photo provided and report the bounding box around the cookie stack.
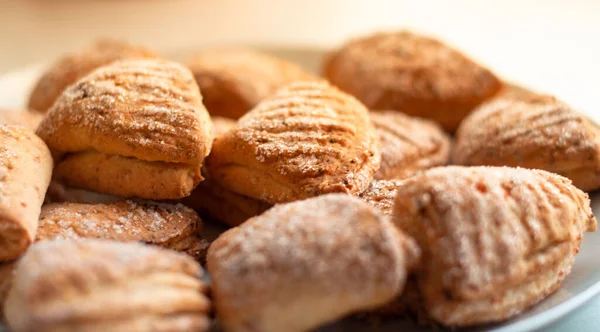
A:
[0,31,597,332]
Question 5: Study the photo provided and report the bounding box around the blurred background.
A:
[0,0,599,110]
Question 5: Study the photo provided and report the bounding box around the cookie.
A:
[453,96,600,191]
[206,80,380,203]
[186,49,315,119]
[324,31,502,131]
[370,111,450,180]
[36,58,213,199]
[4,239,211,332]
[208,194,418,332]
[28,39,156,113]
[393,166,596,326]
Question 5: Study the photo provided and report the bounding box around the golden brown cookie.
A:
[206,80,380,204]
[0,125,53,262]
[324,31,502,131]
[393,166,597,326]
[37,201,208,260]
[359,179,402,216]
[370,111,451,180]
[5,239,211,332]
[182,116,270,226]
[453,96,600,191]
[28,39,156,113]
[186,49,315,119]
[181,176,272,227]
[0,109,44,131]
[37,58,213,199]
[208,194,418,332]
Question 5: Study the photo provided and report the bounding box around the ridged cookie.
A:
[186,49,315,119]
[370,111,451,180]
[182,116,271,226]
[453,96,600,191]
[37,58,213,199]
[5,239,211,332]
[28,39,156,113]
[324,31,502,131]
[359,179,402,216]
[37,201,208,260]
[206,80,380,204]
[208,194,418,332]
[0,125,53,261]
[393,166,597,326]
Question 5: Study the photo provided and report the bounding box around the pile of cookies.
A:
[0,31,598,332]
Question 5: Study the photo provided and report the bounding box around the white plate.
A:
[1,47,599,332]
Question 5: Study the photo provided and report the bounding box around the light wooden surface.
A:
[1,1,600,331]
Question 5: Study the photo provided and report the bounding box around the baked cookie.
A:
[37,201,209,260]
[370,111,451,180]
[0,109,44,131]
[28,39,156,113]
[37,58,213,199]
[359,179,402,216]
[181,176,272,227]
[208,194,418,332]
[393,166,597,326]
[324,31,502,131]
[453,96,600,191]
[182,116,271,226]
[4,239,211,332]
[186,49,315,119]
[0,125,53,261]
[206,80,380,204]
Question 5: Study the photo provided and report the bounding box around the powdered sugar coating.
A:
[324,31,501,131]
[208,194,413,331]
[393,166,597,325]
[28,39,157,113]
[370,111,451,180]
[5,239,210,332]
[206,80,380,204]
[37,201,206,259]
[17,239,203,294]
[37,58,213,165]
[453,96,600,191]
[0,125,53,261]
[360,179,403,216]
